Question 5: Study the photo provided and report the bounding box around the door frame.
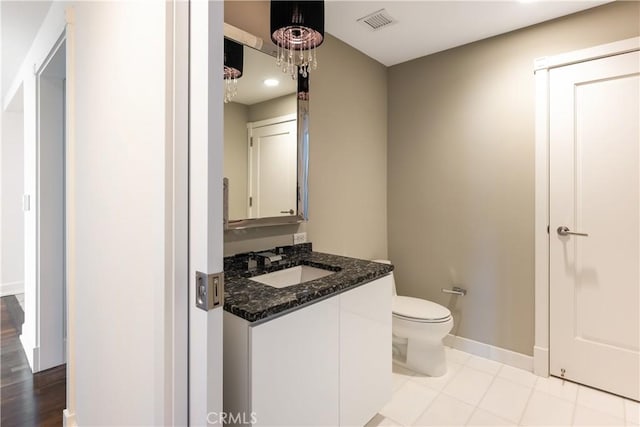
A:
[33,32,67,373]
[533,36,640,377]
[167,0,191,423]
[188,0,225,424]
[15,4,69,377]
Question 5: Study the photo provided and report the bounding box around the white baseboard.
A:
[444,334,534,372]
[19,333,39,372]
[63,409,77,427]
[533,345,549,377]
[0,280,24,296]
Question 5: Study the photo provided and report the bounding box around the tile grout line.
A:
[407,389,438,426]
[408,365,474,426]
[463,361,535,425]
[472,365,500,410]
[382,413,404,426]
[516,376,538,426]
[389,349,635,427]
[399,349,471,426]
[570,387,579,426]
[406,369,464,426]
[440,351,503,425]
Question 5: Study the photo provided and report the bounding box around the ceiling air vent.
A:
[357,9,396,31]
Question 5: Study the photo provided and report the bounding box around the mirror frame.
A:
[223,25,309,230]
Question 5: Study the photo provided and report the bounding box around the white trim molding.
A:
[64,5,77,422]
[0,281,24,296]
[166,0,190,424]
[533,346,549,377]
[19,334,39,372]
[62,409,77,427]
[533,36,640,378]
[444,335,534,372]
[534,37,640,72]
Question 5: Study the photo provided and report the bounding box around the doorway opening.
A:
[34,37,67,372]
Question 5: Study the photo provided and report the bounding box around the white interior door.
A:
[189,0,224,424]
[549,51,639,401]
[248,119,297,218]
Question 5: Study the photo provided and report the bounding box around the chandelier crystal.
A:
[270,1,324,79]
[223,38,243,103]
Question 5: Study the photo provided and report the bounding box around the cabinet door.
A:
[339,275,393,426]
[251,297,339,426]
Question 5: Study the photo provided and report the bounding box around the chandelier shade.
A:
[270,1,324,79]
[224,38,243,79]
[223,38,243,103]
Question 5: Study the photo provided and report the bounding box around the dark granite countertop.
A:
[223,243,394,324]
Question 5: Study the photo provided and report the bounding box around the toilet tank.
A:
[372,259,397,295]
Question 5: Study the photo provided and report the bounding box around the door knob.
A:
[557,226,589,237]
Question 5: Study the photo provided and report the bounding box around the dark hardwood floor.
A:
[1,296,66,426]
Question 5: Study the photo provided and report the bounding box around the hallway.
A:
[0,295,66,426]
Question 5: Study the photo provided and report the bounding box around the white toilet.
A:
[374,260,454,377]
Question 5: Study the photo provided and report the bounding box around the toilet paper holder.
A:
[441,286,467,296]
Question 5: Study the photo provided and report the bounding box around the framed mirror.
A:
[223,27,309,230]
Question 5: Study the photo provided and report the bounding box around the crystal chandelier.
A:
[223,38,243,103]
[270,1,325,79]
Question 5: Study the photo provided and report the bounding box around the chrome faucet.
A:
[255,251,283,267]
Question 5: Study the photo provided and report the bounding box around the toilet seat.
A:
[393,296,452,322]
[394,313,452,324]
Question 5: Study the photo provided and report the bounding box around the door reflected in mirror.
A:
[248,115,297,218]
[224,42,298,222]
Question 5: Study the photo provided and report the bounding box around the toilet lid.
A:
[393,296,451,321]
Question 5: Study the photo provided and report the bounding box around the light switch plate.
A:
[293,232,307,245]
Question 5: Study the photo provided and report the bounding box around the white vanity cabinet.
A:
[223,274,392,427]
[252,296,340,426]
[339,275,393,426]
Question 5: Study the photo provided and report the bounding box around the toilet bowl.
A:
[374,260,454,377]
[393,296,453,376]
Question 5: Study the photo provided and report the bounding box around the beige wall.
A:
[304,34,388,259]
[224,101,249,220]
[223,6,389,259]
[248,93,296,123]
[387,1,640,356]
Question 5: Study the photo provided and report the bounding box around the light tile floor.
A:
[367,347,639,426]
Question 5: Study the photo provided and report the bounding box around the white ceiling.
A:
[325,0,612,66]
[1,0,614,102]
[1,1,52,99]
[233,44,297,106]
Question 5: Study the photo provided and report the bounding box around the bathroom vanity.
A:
[223,244,393,427]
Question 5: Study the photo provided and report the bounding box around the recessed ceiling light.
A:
[264,78,279,87]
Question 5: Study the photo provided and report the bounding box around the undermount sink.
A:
[250,265,335,288]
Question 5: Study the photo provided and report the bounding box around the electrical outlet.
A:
[293,232,307,245]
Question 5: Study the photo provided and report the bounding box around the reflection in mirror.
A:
[223,38,243,103]
[224,35,305,228]
[247,114,297,219]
